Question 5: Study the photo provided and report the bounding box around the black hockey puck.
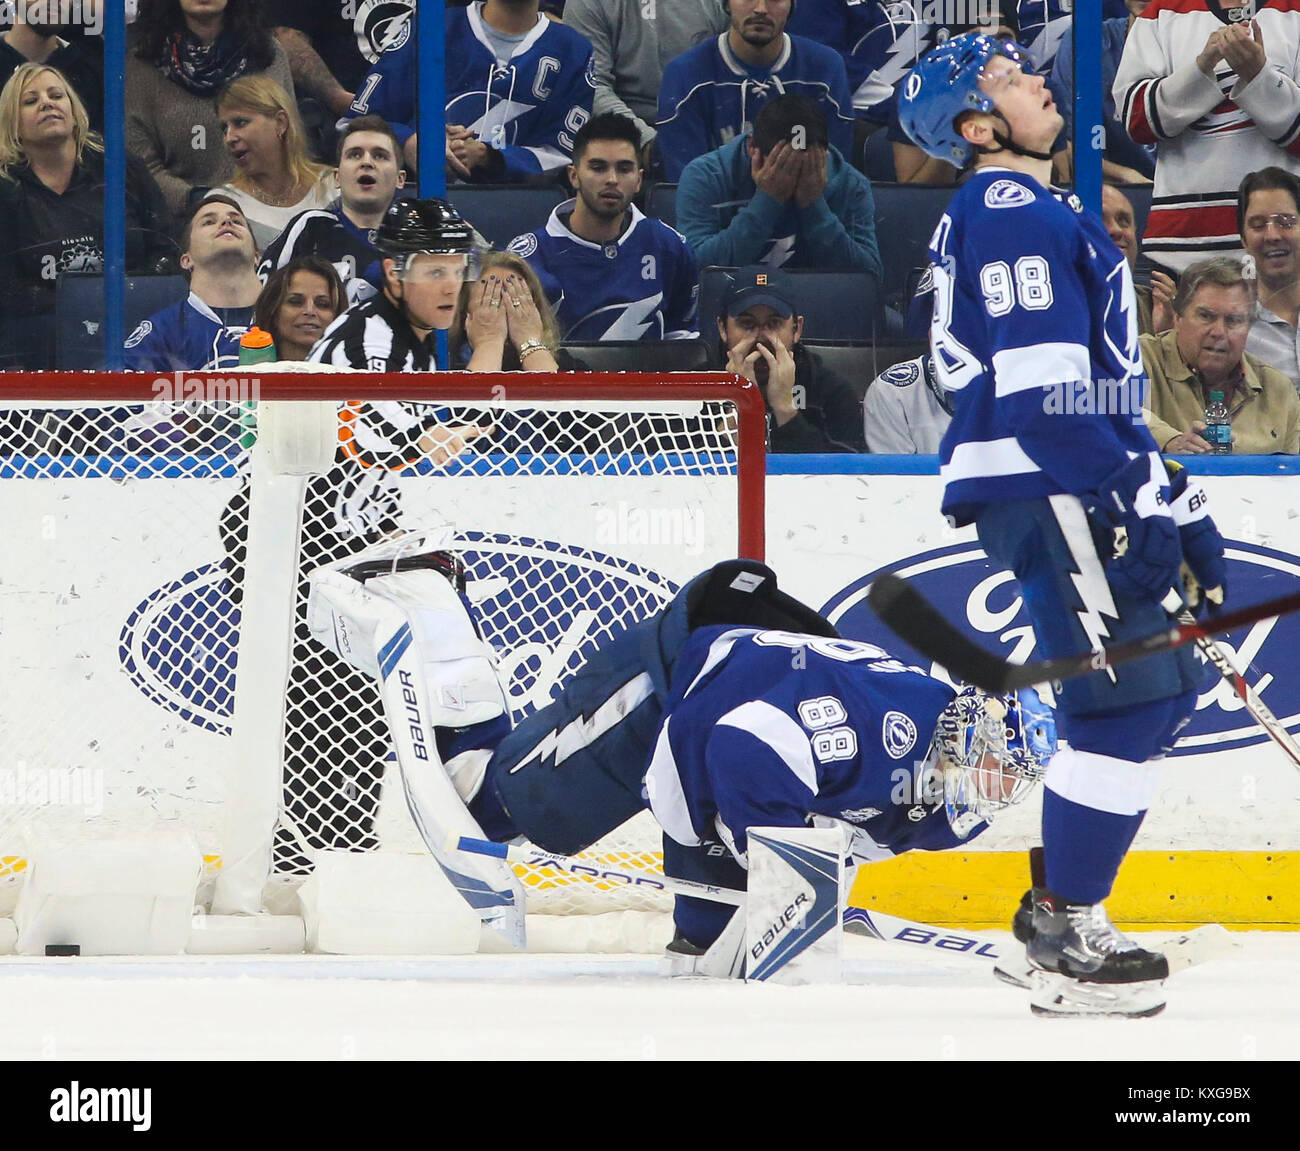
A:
[45,944,80,956]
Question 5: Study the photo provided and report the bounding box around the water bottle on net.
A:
[237,327,277,448]
[1204,391,1232,455]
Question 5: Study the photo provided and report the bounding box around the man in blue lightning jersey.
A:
[507,113,699,341]
[342,0,595,182]
[898,34,1228,1017]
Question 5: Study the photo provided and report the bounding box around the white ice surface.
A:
[1,931,1296,1061]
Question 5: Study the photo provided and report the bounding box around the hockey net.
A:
[0,368,765,951]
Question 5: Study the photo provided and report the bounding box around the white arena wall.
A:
[766,457,1300,930]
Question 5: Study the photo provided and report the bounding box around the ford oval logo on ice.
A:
[819,541,1300,758]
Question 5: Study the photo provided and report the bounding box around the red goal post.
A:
[0,369,765,952]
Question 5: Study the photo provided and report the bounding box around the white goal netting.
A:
[0,369,765,942]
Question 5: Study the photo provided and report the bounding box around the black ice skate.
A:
[1026,892,1168,1018]
[991,887,1042,990]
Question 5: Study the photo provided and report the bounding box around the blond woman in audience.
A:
[215,73,332,251]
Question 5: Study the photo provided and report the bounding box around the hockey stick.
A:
[447,836,1097,970]
[868,573,1300,694]
[452,836,1238,975]
[850,904,1237,976]
[1161,594,1300,772]
[449,835,746,907]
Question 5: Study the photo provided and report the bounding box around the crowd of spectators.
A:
[0,0,1297,460]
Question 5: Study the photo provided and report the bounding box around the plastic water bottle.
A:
[237,327,277,448]
[1204,390,1232,455]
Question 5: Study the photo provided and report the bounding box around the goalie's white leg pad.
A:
[745,826,844,984]
[304,535,522,948]
[362,568,508,728]
[377,622,525,950]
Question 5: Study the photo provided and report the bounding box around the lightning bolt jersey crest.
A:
[926,168,1163,527]
[508,201,700,342]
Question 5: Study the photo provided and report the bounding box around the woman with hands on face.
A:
[450,250,567,372]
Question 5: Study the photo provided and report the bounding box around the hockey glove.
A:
[1083,455,1182,602]
[1163,460,1227,615]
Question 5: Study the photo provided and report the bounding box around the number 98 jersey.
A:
[643,625,976,867]
[926,168,1161,528]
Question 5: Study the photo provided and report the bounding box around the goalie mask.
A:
[932,685,1056,822]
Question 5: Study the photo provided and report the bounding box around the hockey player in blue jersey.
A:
[308,554,1055,968]
[656,0,856,181]
[506,113,699,341]
[898,34,1227,1016]
[343,1,595,183]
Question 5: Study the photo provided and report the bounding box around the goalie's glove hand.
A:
[1084,455,1182,601]
[1164,459,1227,616]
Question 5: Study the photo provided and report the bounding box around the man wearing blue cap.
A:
[715,265,864,451]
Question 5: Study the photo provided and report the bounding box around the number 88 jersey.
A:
[643,625,974,866]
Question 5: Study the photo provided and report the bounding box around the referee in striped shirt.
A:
[310,197,492,472]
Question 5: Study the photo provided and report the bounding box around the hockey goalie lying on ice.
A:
[305,538,1055,974]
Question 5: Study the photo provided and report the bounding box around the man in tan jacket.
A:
[1141,256,1300,454]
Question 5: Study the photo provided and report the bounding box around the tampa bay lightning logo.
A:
[355,0,415,64]
[882,710,918,758]
[984,179,1034,209]
[883,359,922,387]
[507,232,539,259]
[119,537,678,729]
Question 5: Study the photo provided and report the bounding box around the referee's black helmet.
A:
[376,198,476,258]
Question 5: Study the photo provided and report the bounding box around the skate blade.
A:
[1029,971,1166,1018]
[993,960,1035,990]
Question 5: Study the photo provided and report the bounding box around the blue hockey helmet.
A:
[898,33,1037,168]
[932,685,1056,822]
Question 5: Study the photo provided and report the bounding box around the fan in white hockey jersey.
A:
[1114,0,1300,274]
[507,113,700,342]
[863,353,954,454]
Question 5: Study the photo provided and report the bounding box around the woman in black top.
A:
[0,63,173,370]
